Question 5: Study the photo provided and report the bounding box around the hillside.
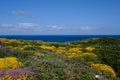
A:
[0,37,120,80]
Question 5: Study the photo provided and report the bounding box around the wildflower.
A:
[91,63,116,78]
[40,45,56,52]
[55,47,67,54]
[80,53,98,58]
[69,48,82,54]
[0,70,4,78]
[85,46,95,52]
[0,69,34,80]
[0,57,23,69]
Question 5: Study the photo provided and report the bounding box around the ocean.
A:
[0,35,120,42]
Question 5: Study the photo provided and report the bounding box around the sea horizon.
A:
[0,35,120,42]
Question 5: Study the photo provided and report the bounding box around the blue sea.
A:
[0,35,120,42]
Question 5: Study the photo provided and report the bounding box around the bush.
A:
[91,63,116,78]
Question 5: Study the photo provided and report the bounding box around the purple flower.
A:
[5,69,34,80]
[0,70,4,78]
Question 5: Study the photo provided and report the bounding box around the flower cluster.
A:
[64,48,82,58]
[0,38,23,45]
[0,69,34,80]
[0,38,8,43]
[0,57,23,69]
[55,47,67,54]
[65,53,79,58]
[8,39,23,45]
[85,46,95,52]
[20,45,35,50]
[40,45,56,52]
[80,53,97,58]
[91,63,116,78]
[68,48,82,54]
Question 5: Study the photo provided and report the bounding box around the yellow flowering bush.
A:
[79,53,98,61]
[20,45,35,50]
[0,38,8,43]
[64,48,82,58]
[65,53,79,58]
[8,39,22,44]
[91,63,116,78]
[0,38,10,45]
[85,46,95,52]
[80,53,97,58]
[68,48,82,54]
[0,38,23,45]
[0,57,23,69]
[0,75,12,80]
[40,45,56,52]
[55,47,67,54]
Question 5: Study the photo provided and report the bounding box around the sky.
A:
[0,0,120,35]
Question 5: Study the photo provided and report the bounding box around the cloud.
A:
[19,23,39,29]
[80,26,97,31]
[47,25,63,31]
[11,10,27,16]
[0,23,99,35]
[0,23,18,31]
[0,23,64,32]
[0,23,95,32]
[1,24,13,28]
[0,23,41,31]
[11,10,37,18]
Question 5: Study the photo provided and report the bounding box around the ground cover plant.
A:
[0,37,120,80]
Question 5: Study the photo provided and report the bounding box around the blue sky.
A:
[0,0,120,35]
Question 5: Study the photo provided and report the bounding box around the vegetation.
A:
[0,37,120,80]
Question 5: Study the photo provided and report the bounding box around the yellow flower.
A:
[91,63,116,78]
[69,48,82,54]
[85,46,95,52]
[65,53,79,58]
[17,74,28,80]
[0,57,23,69]
[0,75,12,80]
[0,74,29,80]
[40,45,56,52]
[9,39,22,44]
[55,47,67,54]
[64,48,82,58]
[0,38,8,43]
[80,53,98,58]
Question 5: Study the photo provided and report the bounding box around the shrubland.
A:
[0,37,120,80]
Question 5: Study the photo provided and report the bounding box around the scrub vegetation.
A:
[0,37,120,80]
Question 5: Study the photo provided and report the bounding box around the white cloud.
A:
[1,24,13,28]
[0,23,96,32]
[0,23,18,31]
[19,23,39,29]
[11,10,27,16]
[0,23,64,32]
[11,10,37,18]
[80,26,96,31]
[0,23,42,31]
[47,25,63,31]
